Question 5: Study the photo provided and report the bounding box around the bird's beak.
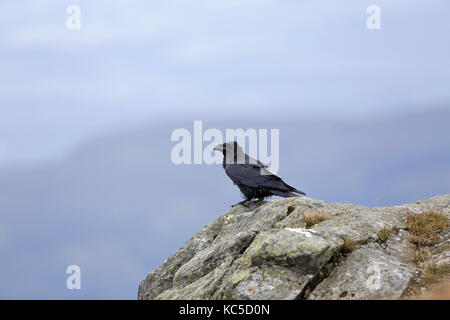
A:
[214,144,223,152]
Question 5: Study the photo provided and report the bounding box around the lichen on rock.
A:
[138,194,450,300]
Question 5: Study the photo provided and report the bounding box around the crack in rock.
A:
[138,194,450,300]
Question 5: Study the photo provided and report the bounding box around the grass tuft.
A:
[413,247,430,264]
[377,228,394,242]
[286,205,296,215]
[423,265,450,285]
[406,211,449,245]
[302,211,326,228]
[341,238,359,254]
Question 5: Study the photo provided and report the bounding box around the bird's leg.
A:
[231,199,252,208]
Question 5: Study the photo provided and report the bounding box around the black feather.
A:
[215,142,306,202]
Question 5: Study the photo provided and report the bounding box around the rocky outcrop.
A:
[138,194,450,300]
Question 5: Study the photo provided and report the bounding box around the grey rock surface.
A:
[138,194,450,300]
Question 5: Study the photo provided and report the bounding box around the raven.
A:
[214,141,306,206]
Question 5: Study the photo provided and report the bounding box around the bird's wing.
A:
[259,165,281,178]
[244,154,281,178]
[252,158,281,178]
[225,163,306,195]
[225,163,285,189]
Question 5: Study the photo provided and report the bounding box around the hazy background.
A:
[0,1,449,299]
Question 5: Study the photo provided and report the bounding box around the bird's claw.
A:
[231,200,251,208]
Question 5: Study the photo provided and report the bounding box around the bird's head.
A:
[213,141,243,155]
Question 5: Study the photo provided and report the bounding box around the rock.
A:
[138,194,450,300]
[309,242,414,299]
[212,228,343,300]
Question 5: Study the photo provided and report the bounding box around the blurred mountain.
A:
[0,107,449,298]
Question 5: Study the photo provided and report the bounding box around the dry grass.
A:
[423,265,450,285]
[286,205,296,215]
[406,211,449,245]
[302,211,326,228]
[341,238,359,254]
[413,246,431,264]
[377,228,394,242]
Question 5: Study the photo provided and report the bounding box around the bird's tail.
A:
[293,189,306,196]
[270,189,306,198]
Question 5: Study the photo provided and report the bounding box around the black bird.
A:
[214,141,306,207]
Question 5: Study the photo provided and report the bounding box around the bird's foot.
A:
[231,200,252,208]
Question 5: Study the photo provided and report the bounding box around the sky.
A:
[0,1,449,299]
[1,1,450,166]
